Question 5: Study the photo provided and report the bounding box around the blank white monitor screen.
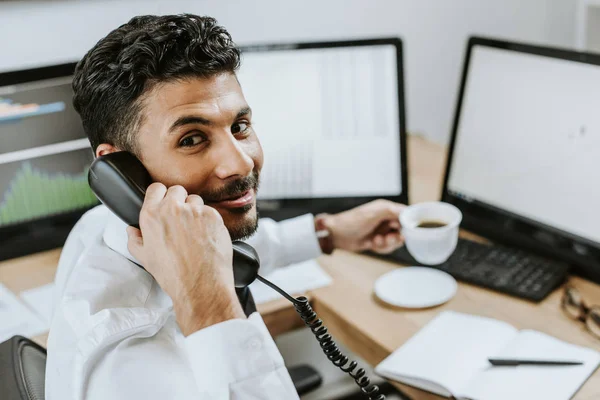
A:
[236,43,402,200]
[447,46,600,244]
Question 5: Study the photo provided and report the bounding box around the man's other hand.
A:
[325,200,405,254]
[126,183,245,336]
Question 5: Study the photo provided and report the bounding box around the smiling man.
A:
[45,14,405,400]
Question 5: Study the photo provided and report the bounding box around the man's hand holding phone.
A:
[126,183,245,336]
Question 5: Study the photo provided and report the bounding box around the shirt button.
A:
[245,337,263,351]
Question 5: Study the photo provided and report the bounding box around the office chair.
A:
[0,335,321,399]
[0,336,46,400]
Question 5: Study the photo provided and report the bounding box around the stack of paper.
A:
[20,282,56,328]
[0,284,47,343]
[249,259,332,304]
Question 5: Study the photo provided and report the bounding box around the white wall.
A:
[0,0,577,144]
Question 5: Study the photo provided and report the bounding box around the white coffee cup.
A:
[399,202,463,265]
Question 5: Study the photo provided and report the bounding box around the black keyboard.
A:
[373,238,570,302]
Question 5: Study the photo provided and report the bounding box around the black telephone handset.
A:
[88,151,384,400]
[88,151,259,288]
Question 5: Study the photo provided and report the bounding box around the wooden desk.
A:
[1,135,599,399]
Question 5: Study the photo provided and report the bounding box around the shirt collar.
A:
[102,211,143,266]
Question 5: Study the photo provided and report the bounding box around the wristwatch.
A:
[314,213,334,255]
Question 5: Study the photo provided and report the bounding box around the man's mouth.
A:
[207,189,255,209]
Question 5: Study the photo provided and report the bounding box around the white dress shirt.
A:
[45,205,322,400]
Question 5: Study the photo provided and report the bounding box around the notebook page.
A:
[463,330,600,400]
[375,311,517,396]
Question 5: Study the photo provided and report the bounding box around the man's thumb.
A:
[126,226,144,259]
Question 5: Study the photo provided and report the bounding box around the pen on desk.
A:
[488,358,584,366]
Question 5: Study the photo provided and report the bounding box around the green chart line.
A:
[0,162,98,226]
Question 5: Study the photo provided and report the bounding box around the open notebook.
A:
[375,311,600,400]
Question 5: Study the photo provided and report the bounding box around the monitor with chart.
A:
[0,38,407,258]
[443,37,600,281]
[0,63,98,260]
[237,38,408,217]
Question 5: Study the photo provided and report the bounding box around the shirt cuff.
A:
[184,312,288,391]
[278,214,323,265]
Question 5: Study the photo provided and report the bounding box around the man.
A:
[46,14,405,399]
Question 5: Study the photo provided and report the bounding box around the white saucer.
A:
[374,267,457,308]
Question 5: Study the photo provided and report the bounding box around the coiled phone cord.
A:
[256,275,385,400]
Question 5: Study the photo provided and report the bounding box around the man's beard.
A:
[228,211,259,241]
[201,170,260,241]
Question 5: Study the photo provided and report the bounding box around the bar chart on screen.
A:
[0,162,97,226]
[0,138,98,227]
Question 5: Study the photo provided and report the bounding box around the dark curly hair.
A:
[73,14,241,154]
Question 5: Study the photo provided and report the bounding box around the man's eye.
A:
[231,122,249,134]
[179,135,205,147]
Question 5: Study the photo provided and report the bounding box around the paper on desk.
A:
[249,259,332,304]
[0,284,47,343]
[20,283,56,328]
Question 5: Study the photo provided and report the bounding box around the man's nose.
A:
[213,135,254,180]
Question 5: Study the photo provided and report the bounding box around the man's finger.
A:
[370,232,404,254]
[385,232,402,247]
[165,185,188,203]
[372,220,400,236]
[126,225,142,239]
[126,226,144,258]
[144,182,168,207]
[185,194,204,206]
[388,220,401,229]
[373,234,385,248]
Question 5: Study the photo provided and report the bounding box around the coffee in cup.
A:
[416,220,447,229]
[399,202,462,265]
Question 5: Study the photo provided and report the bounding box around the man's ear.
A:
[95,143,120,158]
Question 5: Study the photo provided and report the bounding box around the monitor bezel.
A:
[0,62,97,261]
[240,38,409,219]
[442,36,600,282]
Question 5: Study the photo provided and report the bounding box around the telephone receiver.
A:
[87,151,260,288]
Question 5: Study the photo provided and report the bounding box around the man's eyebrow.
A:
[169,116,212,133]
[168,107,252,134]
[236,106,252,119]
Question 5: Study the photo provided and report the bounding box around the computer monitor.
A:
[237,38,408,219]
[443,37,600,282]
[0,38,407,259]
[0,63,98,260]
